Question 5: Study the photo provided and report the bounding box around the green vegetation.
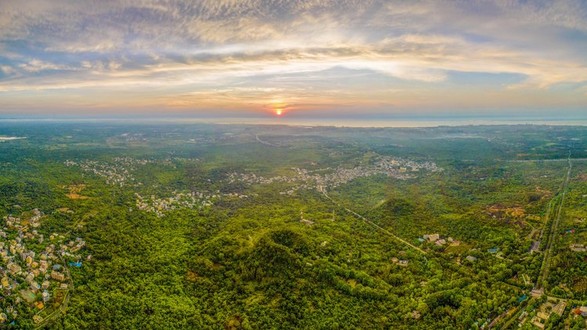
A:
[1,122,587,329]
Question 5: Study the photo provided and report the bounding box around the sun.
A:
[275,108,283,116]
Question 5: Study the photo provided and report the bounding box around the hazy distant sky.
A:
[0,0,586,118]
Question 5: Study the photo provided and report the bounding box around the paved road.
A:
[535,151,572,291]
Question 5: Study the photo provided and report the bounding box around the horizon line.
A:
[2,115,587,129]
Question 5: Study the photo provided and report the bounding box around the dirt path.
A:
[320,187,426,255]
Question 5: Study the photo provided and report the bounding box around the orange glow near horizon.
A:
[0,2,586,116]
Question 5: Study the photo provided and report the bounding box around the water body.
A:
[208,117,587,128]
[2,116,587,128]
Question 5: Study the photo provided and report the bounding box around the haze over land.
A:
[0,0,586,122]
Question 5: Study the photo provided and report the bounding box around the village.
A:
[228,155,442,195]
[134,190,248,217]
[0,209,86,326]
[409,230,587,329]
[60,153,587,329]
[67,155,440,218]
[64,157,155,187]
[65,157,203,189]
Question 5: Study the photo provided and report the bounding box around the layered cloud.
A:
[0,0,586,114]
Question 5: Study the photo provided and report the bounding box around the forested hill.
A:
[0,123,586,329]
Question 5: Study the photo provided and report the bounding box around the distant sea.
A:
[1,116,587,128]
[203,117,587,128]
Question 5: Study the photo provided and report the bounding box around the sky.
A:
[0,0,586,119]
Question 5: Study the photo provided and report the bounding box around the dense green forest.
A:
[1,122,587,329]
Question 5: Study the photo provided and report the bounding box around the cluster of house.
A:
[228,172,292,186]
[229,155,442,196]
[418,233,481,262]
[65,157,209,188]
[391,257,409,267]
[374,157,442,174]
[65,159,139,187]
[135,191,214,217]
[529,300,567,329]
[135,191,247,217]
[66,156,258,218]
[569,243,586,252]
[118,133,148,143]
[312,159,421,189]
[573,306,587,317]
[419,233,458,247]
[0,209,85,324]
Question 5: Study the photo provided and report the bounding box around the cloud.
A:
[18,59,71,73]
[0,0,586,112]
[0,65,16,75]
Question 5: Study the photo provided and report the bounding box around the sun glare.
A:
[275,108,283,116]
